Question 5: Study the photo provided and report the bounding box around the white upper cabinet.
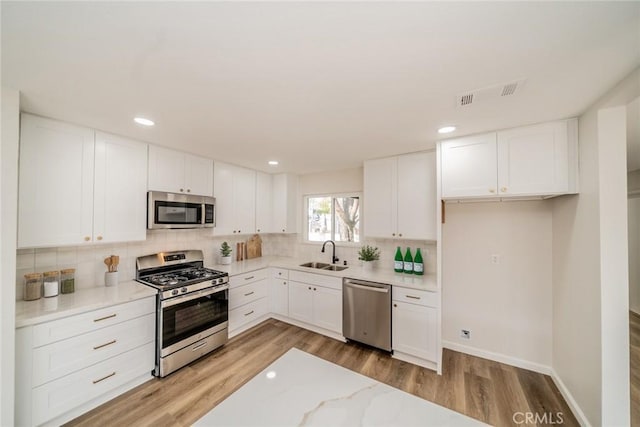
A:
[364,152,437,240]
[255,172,272,233]
[93,132,148,243]
[148,145,213,197]
[18,115,147,248]
[440,119,578,199]
[214,161,256,235]
[272,173,298,234]
[440,133,497,198]
[19,115,95,248]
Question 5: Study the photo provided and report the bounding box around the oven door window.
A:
[162,291,228,350]
[155,201,202,225]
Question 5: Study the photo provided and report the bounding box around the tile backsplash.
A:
[15,232,435,300]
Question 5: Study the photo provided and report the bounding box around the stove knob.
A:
[171,290,179,296]
[181,287,188,293]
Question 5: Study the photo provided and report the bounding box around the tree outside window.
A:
[306,194,360,243]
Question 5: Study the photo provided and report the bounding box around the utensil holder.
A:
[105,271,118,287]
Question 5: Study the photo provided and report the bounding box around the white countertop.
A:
[196,348,482,427]
[212,256,438,292]
[16,256,438,328]
[15,281,157,328]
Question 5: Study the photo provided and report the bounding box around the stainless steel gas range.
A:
[136,250,229,377]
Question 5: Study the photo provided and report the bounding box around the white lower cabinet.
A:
[228,270,269,336]
[16,297,155,427]
[392,287,438,368]
[288,271,342,334]
[269,268,289,316]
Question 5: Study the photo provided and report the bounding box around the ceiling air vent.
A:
[456,78,526,108]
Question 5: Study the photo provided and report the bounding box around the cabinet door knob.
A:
[180,188,184,192]
[399,233,403,237]
[489,188,496,193]
[501,187,507,193]
[283,281,287,285]
[97,236,103,241]
[392,233,395,237]
[282,229,285,232]
[257,229,260,232]
[394,304,397,307]
[84,236,91,242]
[238,230,241,233]
[313,287,317,291]
[308,286,311,290]
[187,189,191,193]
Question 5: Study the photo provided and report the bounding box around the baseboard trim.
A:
[442,340,552,375]
[549,368,592,427]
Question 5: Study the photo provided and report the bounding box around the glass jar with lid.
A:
[24,273,43,301]
[60,268,75,294]
[43,270,60,298]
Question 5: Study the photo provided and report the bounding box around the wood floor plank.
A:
[65,319,579,427]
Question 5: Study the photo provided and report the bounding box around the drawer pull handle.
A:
[244,310,254,316]
[244,276,255,281]
[244,291,255,296]
[93,314,117,322]
[192,341,208,351]
[93,371,116,384]
[93,339,117,350]
[406,295,421,300]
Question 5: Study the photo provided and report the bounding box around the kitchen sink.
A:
[299,262,348,271]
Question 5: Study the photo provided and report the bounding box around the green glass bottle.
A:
[403,248,413,274]
[394,247,403,272]
[414,248,424,276]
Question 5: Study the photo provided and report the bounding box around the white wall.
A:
[1,87,20,426]
[552,67,639,426]
[442,201,553,371]
[629,170,640,314]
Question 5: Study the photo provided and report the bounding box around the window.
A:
[305,194,361,243]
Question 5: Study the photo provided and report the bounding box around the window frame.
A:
[303,192,363,246]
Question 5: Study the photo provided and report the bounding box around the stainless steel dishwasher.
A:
[343,278,391,351]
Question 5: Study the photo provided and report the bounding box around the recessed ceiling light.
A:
[438,126,456,134]
[134,117,155,126]
[268,160,279,166]
[266,371,277,379]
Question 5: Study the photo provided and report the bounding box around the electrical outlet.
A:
[461,329,471,339]
[491,254,500,264]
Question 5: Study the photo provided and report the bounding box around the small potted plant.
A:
[358,245,380,272]
[219,241,232,265]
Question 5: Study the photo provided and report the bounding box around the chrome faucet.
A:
[321,240,339,264]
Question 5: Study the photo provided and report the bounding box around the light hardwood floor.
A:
[631,311,640,426]
[66,319,578,426]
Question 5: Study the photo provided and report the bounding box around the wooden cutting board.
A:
[246,234,262,259]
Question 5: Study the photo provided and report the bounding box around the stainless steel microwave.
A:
[148,191,215,229]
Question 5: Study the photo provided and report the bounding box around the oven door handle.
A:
[161,285,229,308]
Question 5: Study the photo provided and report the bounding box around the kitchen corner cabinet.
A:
[364,151,437,240]
[288,271,342,334]
[440,118,578,199]
[269,268,289,316]
[214,161,256,235]
[18,115,147,248]
[148,145,214,197]
[271,173,298,233]
[15,297,155,426]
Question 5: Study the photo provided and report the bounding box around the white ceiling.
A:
[2,1,640,174]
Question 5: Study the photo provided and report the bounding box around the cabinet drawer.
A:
[392,287,438,308]
[229,297,268,332]
[229,280,268,310]
[229,269,268,288]
[31,342,154,426]
[32,313,154,387]
[33,297,155,347]
[272,268,289,279]
[289,270,342,290]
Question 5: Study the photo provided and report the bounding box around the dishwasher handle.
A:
[344,280,389,293]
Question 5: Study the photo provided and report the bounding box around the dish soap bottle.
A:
[394,247,404,272]
[414,248,424,276]
[403,248,413,274]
